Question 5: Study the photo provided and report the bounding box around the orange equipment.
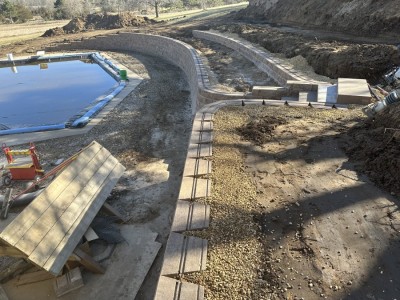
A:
[2,143,44,181]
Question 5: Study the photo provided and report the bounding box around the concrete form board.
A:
[154,277,204,300]
[337,78,372,104]
[161,232,208,276]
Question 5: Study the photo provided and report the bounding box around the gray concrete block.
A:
[190,131,213,144]
[337,78,371,104]
[154,276,204,300]
[183,158,211,178]
[161,232,208,276]
[178,177,211,200]
[187,143,213,158]
[170,200,210,232]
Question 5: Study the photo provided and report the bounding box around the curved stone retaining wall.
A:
[47,33,245,114]
[192,30,317,86]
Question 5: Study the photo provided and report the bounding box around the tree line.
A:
[0,0,244,23]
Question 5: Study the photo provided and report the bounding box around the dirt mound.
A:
[213,24,400,81]
[345,103,400,195]
[42,12,152,37]
[237,115,287,145]
[85,12,150,30]
[241,0,400,38]
[42,26,65,37]
[63,17,86,33]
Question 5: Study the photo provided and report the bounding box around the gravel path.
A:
[184,105,400,299]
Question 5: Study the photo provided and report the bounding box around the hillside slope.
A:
[244,0,400,37]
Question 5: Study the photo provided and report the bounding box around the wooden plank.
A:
[29,155,118,269]
[0,259,31,284]
[0,142,102,247]
[14,147,112,255]
[101,202,126,223]
[53,268,84,297]
[44,164,125,275]
[1,188,13,220]
[84,227,99,242]
[16,270,54,286]
[0,285,9,300]
[73,248,105,274]
[0,245,26,258]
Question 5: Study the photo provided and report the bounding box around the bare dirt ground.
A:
[184,105,400,299]
[0,20,69,46]
[1,51,192,300]
[1,5,400,300]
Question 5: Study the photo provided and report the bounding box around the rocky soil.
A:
[345,102,400,196]
[43,12,154,36]
[211,23,400,81]
[242,0,400,38]
[186,105,400,299]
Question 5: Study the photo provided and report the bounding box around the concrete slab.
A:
[161,232,208,276]
[170,200,210,232]
[183,158,211,178]
[337,78,372,104]
[154,276,204,300]
[178,177,211,200]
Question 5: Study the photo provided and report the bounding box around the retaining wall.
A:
[192,30,321,86]
[47,33,245,114]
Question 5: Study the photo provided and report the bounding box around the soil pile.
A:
[42,12,153,37]
[345,103,400,195]
[241,0,400,38]
[213,24,400,81]
[237,115,287,145]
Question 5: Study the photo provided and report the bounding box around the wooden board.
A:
[0,141,125,276]
[0,142,102,246]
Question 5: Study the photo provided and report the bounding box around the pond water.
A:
[0,59,117,130]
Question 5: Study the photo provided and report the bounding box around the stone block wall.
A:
[47,33,248,114]
[192,30,316,86]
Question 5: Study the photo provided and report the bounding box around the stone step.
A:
[317,84,338,103]
[187,143,212,158]
[171,200,210,233]
[194,112,213,122]
[161,233,208,276]
[178,177,211,200]
[337,78,371,104]
[154,276,205,300]
[183,158,211,178]
[299,91,318,102]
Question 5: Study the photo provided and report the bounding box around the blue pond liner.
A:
[0,52,126,136]
[0,124,66,136]
[71,81,126,128]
